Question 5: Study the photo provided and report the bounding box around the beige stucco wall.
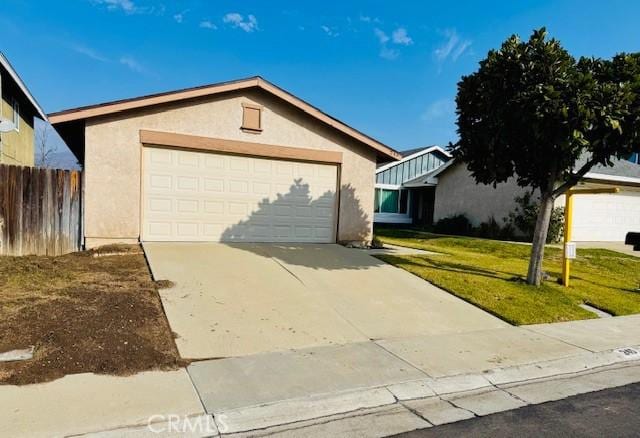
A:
[0,94,34,166]
[83,89,377,247]
[434,162,533,227]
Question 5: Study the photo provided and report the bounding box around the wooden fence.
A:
[0,164,82,256]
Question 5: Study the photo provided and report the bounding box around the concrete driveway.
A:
[575,241,639,257]
[143,243,506,359]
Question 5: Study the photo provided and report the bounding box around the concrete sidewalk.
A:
[4,315,640,437]
[0,370,205,438]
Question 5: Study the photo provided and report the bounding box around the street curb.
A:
[484,345,640,385]
[213,387,396,434]
[209,345,640,434]
[72,345,640,436]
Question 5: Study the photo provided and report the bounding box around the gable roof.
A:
[48,76,400,161]
[401,158,458,187]
[0,52,47,120]
[376,145,451,173]
[399,146,433,158]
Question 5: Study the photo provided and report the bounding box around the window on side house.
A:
[374,188,409,214]
[242,103,262,132]
[399,190,408,214]
[379,189,399,213]
[12,99,20,132]
[374,189,380,213]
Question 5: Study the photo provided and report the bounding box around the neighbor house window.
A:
[374,188,409,214]
[241,103,262,132]
[12,99,19,132]
[399,190,408,214]
[629,152,639,164]
[380,189,399,213]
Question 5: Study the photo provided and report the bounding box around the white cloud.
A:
[374,27,412,60]
[452,39,472,61]
[380,46,399,60]
[434,29,471,63]
[199,20,217,30]
[119,56,144,73]
[223,13,258,32]
[321,25,339,37]
[173,13,185,23]
[93,0,137,14]
[71,44,108,62]
[359,15,380,24]
[374,28,389,44]
[422,98,456,121]
[392,27,413,45]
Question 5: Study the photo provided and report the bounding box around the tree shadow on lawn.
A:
[374,227,453,242]
[377,254,525,282]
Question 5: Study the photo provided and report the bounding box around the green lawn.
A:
[374,228,640,325]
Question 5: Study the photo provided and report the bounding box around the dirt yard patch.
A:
[0,244,185,385]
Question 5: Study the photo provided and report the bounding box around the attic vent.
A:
[241,103,262,133]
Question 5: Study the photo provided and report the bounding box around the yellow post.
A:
[562,192,574,287]
[561,187,620,287]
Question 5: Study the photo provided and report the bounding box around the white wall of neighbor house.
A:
[83,89,377,248]
[556,185,640,242]
[433,162,532,227]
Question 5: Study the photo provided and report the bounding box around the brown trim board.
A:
[139,130,343,164]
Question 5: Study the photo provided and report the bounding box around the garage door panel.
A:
[142,147,338,242]
[571,192,640,241]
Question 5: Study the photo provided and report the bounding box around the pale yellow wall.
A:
[84,89,377,247]
[0,94,34,166]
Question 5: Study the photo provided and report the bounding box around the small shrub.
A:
[477,216,517,240]
[434,214,474,236]
[505,192,564,243]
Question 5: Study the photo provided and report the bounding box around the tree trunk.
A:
[526,190,556,286]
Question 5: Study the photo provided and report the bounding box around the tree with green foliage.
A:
[454,28,640,286]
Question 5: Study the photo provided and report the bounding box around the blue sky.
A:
[2,0,640,158]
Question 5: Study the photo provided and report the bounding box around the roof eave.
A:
[0,52,47,121]
[582,172,640,186]
[376,145,451,173]
[48,76,400,162]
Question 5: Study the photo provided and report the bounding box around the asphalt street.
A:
[393,383,640,438]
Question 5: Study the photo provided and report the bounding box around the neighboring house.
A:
[49,76,400,248]
[430,156,640,242]
[374,146,451,226]
[0,52,47,166]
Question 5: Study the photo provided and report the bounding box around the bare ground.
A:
[0,244,186,385]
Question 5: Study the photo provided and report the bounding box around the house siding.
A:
[0,91,34,166]
[433,161,532,227]
[83,88,377,247]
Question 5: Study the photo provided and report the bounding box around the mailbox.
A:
[565,242,577,260]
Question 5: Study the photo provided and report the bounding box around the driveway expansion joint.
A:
[521,326,597,353]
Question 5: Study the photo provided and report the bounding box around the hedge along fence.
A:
[0,164,82,256]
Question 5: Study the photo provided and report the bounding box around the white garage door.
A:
[142,147,338,242]
[571,191,640,241]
